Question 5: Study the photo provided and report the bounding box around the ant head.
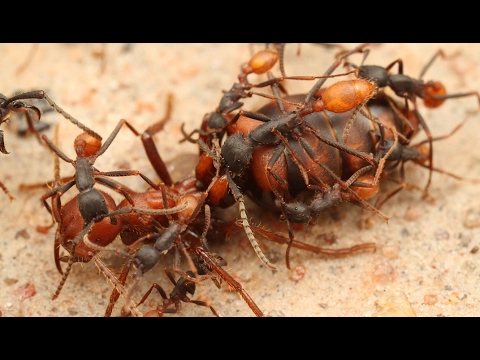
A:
[74,132,102,157]
[423,81,447,108]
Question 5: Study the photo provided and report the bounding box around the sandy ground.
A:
[0,43,479,317]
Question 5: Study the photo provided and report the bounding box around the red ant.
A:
[40,118,163,226]
[45,128,189,302]
[341,46,480,194]
[358,92,480,212]
[35,95,193,300]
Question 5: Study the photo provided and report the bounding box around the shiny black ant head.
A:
[221,133,253,173]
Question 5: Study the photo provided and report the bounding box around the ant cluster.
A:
[1,43,479,317]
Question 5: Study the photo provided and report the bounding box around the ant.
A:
[341,46,480,194]
[135,269,219,317]
[181,45,283,151]
[137,269,219,317]
[359,92,480,213]
[40,118,163,226]
[44,124,189,302]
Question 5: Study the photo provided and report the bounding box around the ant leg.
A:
[104,260,133,317]
[385,58,404,74]
[195,246,264,317]
[41,180,76,216]
[418,50,445,79]
[225,169,277,271]
[91,254,142,317]
[303,123,377,166]
[94,175,157,203]
[121,94,174,186]
[342,91,377,144]
[412,107,434,196]
[9,90,103,140]
[52,241,77,300]
[413,109,480,183]
[41,134,74,164]
[188,299,219,317]
[136,283,169,309]
[228,219,376,257]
